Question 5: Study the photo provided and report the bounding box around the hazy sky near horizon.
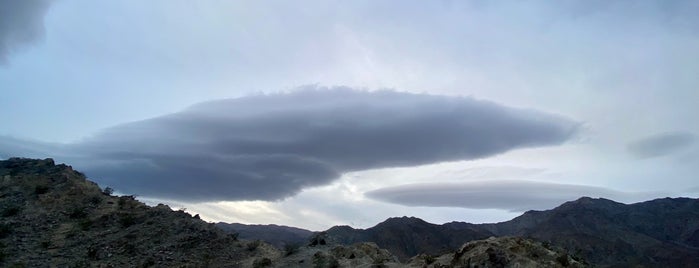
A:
[1,0,699,230]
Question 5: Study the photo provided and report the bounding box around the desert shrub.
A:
[312,252,339,268]
[118,213,137,227]
[9,261,27,268]
[117,195,138,209]
[102,187,114,196]
[40,239,51,249]
[0,224,10,238]
[34,185,49,195]
[284,243,300,256]
[88,195,102,206]
[253,258,272,268]
[228,232,239,241]
[247,240,262,251]
[424,254,436,264]
[68,206,88,219]
[556,254,570,266]
[1,206,20,217]
[79,219,93,230]
[370,258,386,268]
[140,258,155,268]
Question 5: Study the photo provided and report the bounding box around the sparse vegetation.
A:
[0,224,12,238]
[556,253,571,266]
[1,206,20,217]
[67,206,88,219]
[247,240,262,251]
[34,185,49,195]
[312,252,339,268]
[424,254,436,264]
[102,187,114,196]
[118,213,137,227]
[252,257,272,268]
[284,243,300,256]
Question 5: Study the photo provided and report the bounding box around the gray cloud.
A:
[365,180,657,212]
[0,0,51,63]
[627,132,696,159]
[1,87,578,201]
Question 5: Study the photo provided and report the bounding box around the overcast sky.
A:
[1,0,698,230]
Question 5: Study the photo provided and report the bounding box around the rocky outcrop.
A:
[0,157,278,267]
[405,237,587,268]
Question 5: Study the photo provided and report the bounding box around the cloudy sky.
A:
[1,0,698,230]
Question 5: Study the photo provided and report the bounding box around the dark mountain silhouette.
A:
[482,196,699,267]
[215,222,314,248]
[324,216,493,260]
[319,197,699,267]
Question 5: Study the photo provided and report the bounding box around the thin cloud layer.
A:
[0,0,51,63]
[1,87,578,201]
[365,180,656,212]
[627,132,696,159]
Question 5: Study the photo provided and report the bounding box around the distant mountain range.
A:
[220,197,699,267]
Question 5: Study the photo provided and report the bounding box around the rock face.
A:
[406,237,587,268]
[0,158,279,267]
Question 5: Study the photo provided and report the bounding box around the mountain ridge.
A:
[219,196,699,267]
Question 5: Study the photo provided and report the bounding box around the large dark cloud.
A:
[365,180,657,211]
[1,87,578,201]
[627,132,696,159]
[0,0,51,63]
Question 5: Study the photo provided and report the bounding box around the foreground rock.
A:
[0,158,279,267]
[406,237,586,268]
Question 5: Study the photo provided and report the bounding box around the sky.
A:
[1,0,698,230]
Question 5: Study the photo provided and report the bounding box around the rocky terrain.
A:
[482,196,699,267]
[318,197,699,267]
[0,157,587,267]
[0,157,280,267]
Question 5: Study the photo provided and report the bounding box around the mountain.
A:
[216,222,314,248]
[482,197,699,267]
[325,216,494,260]
[323,197,699,267]
[1,157,585,268]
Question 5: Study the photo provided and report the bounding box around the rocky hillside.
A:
[0,158,280,267]
[405,236,586,268]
